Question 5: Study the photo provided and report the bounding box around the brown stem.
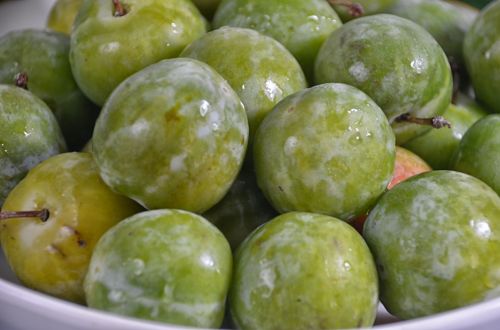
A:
[328,0,364,17]
[395,113,451,129]
[112,0,127,17]
[15,72,28,90]
[0,209,49,222]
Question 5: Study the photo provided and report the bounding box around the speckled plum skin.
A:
[0,29,98,150]
[452,114,500,195]
[364,171,500,319]
[230,212,379,330]
[92,58,248,212]
[253,83,395,220]
[212,0,342,81]
[0,85,65,205]
[181,27,307,143]
[70,0,206,106]
[404,94,487,170]
[463,0,500,113]
[387,0,478,67]
[1,153,141,303]
[84,209,232,328]
[315,14,453,144]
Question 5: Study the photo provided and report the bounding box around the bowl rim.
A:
[2,275,500,330]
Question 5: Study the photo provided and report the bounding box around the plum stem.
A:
[0,209,49,222]
[328,0,364,17]
[395,113,451,129]
[112,0,127,17]
[14,72,28,90]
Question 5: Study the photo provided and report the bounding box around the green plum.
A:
[253,83,395,220]
[230,212,379,330]
[0,85,65,206]
[84,209,232,328]
[92,58,248,212]
[0,29,99,150]
[70,0,207,106]
[332,0,397,22]
[47,0,84,34]
[387,0,478,68]
[404,93,487,169]
[463,0,500,113]
[364,170,500,319]
[203,165,277,251]
[315,14,453,144]
[212,0,342,81]
[0,152,142,303]
[181,27,307,144]
[452,114,500,195]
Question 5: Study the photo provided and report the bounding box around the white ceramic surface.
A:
[1,1,500,330]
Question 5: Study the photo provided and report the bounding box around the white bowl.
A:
[2,1,500,329]
[3,244,500,330]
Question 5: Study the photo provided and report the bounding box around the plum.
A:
[388,0,478,68]
[253,83,395,220]
[84,209,232,328]
[230,212,379,330]
[0,85,65,205]
[364,170,500,319]
[315,14,453,144]
[452,114,500,195]
[0,29,98,150]
[92,58,248,212]
[463,0,500,113]
[0,152,141,303]
[212,0,342,81]
[69,0,206,106]
[47,0,84,34]
[181,27,307,144]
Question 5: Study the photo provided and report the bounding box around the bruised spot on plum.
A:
[14,72,29,90]
[112,0,128,17]
[278,186,284,192]
[287,106,295,113]
[63,225,86,247]
[357,317,364,327]
[328,0,364,17]
[332,238,341,249]
[165,108,181,123]
[49,244,67,258]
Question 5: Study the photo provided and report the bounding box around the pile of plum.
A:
[1,0,499,329]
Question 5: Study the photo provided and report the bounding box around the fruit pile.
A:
[0,0,499,329]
